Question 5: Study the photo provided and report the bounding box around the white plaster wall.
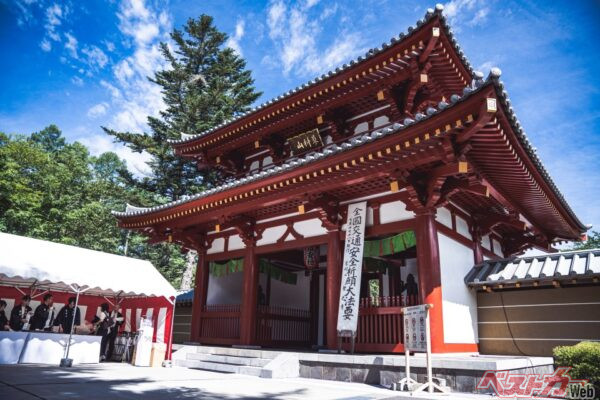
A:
[436,207,452,228]
[438,233,478,344]
[228,234,245,251]
[294,218,327,238]
[263,271,311,310]
[207,237,225,254]
[380,200,415,224]
[263,156,273,167]
[492,238,503,257]
[207,272,243,305]
[455,216,472,239]
[481,235,492,250]
[257,225,287,246]
[381,270,390,297]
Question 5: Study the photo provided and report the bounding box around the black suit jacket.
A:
[9,304,32,331]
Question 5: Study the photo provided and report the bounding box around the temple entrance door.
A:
[254,246,326,349]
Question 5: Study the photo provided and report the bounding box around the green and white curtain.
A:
[209,258,297,285]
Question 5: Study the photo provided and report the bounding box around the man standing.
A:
[9,294,32,331]
[0,300,9,331]
[106,304,124,360]
[29,293,55,331]
[54,297,81,334]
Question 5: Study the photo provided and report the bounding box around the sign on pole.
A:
[403,305,428,352]
[337,201,367,337]
[396,304,449,393]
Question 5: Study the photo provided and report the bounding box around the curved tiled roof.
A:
[113,71,490,219]
[168,4,473,146]
[113,13,587,235]
[465,248,600,287]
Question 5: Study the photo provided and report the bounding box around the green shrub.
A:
[554,341,600,399]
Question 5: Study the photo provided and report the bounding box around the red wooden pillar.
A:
[309,271,320,345]
[240,240,259,345]
[326,229,342,349]
[190,249,208,343]
[415,209,445,353]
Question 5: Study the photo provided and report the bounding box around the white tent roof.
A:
[0,232,176,300]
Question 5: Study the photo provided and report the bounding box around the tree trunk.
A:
[179,249,197,290]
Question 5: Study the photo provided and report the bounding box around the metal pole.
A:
[405,347,410,389]
[426,306,433,393]
[61,287,80,367]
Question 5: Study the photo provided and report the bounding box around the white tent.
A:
[0,232,178,364]
[0,232,176,299]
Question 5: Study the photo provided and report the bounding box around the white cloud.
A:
[105,41,116,52]
[100,80,122,99]
[64,32,78,58]
[87,102,109,118]
[98,0,170,133]
[265,0,365,77]
[44,3,63,41]
[71,76,84,86]
[226,19,245,55]
[78,134,152,176]
[40,38,52,52]
[117,0,169,46]
[82,45,109,69]
[443,0,490,31]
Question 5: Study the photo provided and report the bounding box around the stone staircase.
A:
[172,345,299,378]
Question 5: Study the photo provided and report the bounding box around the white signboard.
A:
[337,201,367,334]
[403,305,427,352]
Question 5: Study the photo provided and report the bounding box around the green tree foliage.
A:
[571,231,600,250]
[554,341,600,399]
[103,15,261,200]
[0,127,186,285]
[102,15,261,288]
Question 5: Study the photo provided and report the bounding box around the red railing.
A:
[256,305,311,347]
[199,304,241,345]
[343,295,416,352]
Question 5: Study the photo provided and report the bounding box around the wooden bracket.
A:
[455,99,496,144]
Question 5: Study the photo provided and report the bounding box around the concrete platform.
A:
[0,363,497,399]
[173,345,554,393]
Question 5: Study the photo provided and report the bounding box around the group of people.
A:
[0,293,124,361]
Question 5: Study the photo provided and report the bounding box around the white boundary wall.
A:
[438,232,478,344]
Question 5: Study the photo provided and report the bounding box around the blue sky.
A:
[1,0,599,233]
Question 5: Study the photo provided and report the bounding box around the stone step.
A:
[194,346,279,359]
[186,352,271,367]
[175,359,263,377]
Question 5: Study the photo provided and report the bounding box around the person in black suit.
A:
[54,297,81,334]
[29,293,55,331]
[9,294,32,331]
[0,300,9,331]
[106,304,124,360]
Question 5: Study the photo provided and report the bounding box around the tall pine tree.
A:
[103,15,261,289]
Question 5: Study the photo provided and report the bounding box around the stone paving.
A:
[0,363,496,400]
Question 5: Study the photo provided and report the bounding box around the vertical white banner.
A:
[125,308,131,332]
[337,201,367,334]
[156,307,167,343]
[136,308,142,331]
